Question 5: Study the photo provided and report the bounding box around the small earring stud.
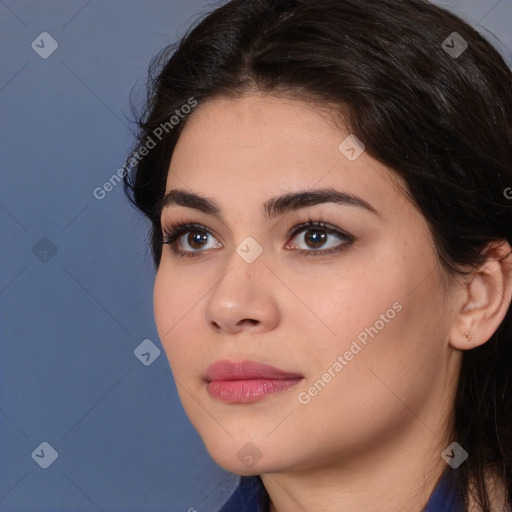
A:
[464,331,475,344]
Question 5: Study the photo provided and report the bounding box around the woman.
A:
[123,0,512,510]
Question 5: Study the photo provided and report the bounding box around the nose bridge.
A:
[203,239,279,333]
[213,236,267,302]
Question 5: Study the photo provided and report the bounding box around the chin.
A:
[200,435,281,475]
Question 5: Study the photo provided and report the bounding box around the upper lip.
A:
[204,359,303,382]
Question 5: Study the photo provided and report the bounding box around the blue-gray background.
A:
[1,1,511,511]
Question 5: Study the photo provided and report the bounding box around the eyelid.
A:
[287,220,353,242]
[162,221,221,252]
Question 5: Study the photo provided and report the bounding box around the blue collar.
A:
[218,468,465,511]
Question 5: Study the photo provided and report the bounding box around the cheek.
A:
[314,278,445,422]
[286,253,402,360]
[153,269,171,341]
[291,248,442,400]
[153,267,199,371]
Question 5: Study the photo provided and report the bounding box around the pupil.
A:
[307,230,326,248]
[189,231,207,248]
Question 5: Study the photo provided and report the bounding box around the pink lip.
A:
[205,360,303,403]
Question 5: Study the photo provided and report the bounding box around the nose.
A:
[203,253,280,335]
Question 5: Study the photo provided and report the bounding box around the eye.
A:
[161,219,356,258]
[162,222,222,257]
[285,220,355,256]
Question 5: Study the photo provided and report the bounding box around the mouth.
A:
[204,359,304,403]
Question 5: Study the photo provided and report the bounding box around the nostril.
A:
[236,319,259,327]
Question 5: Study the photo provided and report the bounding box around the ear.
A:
[449,241,512,350]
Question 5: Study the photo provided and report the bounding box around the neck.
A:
[261,416,451,512]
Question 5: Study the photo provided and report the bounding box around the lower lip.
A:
[207,378,302,403]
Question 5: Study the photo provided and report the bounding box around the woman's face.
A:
[153,93,461,475]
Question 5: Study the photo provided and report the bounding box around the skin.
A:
[153,92,512,512]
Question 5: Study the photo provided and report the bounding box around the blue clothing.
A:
[218,467,466,511]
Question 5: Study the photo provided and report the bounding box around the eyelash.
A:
[161,217,357,259]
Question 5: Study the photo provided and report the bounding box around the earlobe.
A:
[463,331,475,345]
[449,241,512,351]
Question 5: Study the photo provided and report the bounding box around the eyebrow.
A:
[157,187,379,220]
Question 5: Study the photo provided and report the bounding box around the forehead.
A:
[165,93,406,218]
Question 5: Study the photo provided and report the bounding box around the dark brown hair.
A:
[123,0,512,509]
